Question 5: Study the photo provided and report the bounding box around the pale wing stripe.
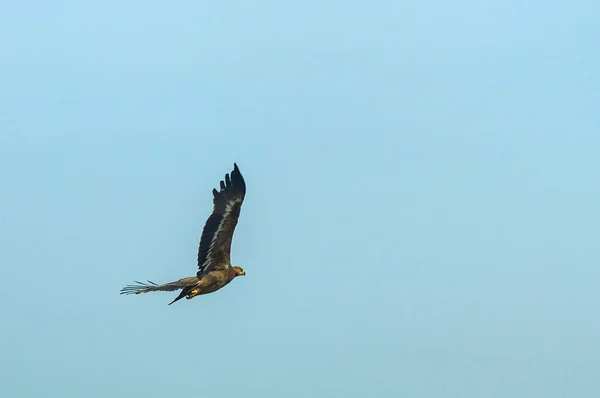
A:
[198,198,242,274]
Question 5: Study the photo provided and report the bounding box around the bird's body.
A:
[185,266,245,298]
[120,163,247,305]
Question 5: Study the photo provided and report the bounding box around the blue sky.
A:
[1,1,599,396]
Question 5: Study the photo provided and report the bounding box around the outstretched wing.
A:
[196,163,246,278]
[120,277,199,295]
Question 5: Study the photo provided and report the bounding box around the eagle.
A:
[120,163,247,305]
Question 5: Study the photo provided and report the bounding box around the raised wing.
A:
[196,163,246,278]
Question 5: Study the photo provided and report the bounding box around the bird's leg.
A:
[187,288,200,299]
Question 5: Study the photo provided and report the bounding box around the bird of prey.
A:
[120,163,247,305]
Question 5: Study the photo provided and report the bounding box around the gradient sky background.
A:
[1,1,599,397]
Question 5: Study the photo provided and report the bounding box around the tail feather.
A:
[168,287,193,305]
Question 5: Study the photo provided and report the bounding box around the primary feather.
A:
[120,277,199,295]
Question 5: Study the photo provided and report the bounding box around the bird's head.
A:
[233,266,246,277]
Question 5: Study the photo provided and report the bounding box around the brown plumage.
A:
[120,163,247,305]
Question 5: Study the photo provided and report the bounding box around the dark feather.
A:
[168,286,194,305]
[196,163,246,277]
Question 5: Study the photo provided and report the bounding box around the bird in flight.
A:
[120,163,247,305]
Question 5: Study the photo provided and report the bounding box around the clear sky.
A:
[1,1,598,397]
